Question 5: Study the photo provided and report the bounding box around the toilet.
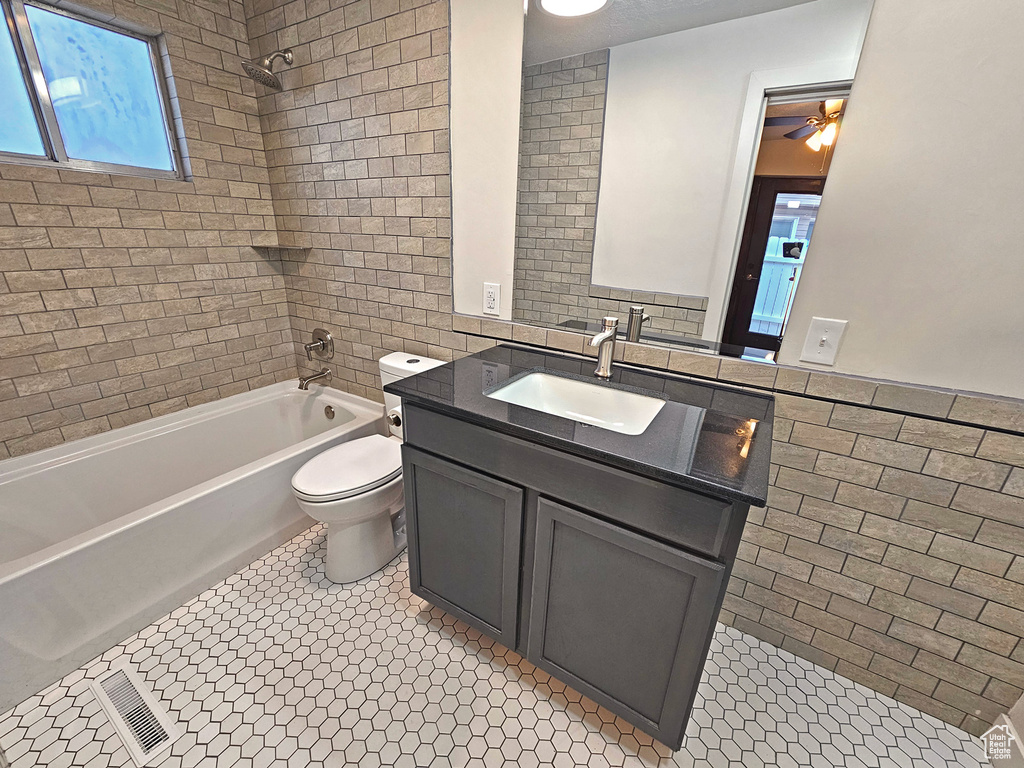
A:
[290,353,445,583]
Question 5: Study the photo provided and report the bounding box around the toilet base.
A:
[294,470,406,584]
[324,512,404,584]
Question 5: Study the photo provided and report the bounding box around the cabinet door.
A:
[528,498,725,749]
[403,447,523,648]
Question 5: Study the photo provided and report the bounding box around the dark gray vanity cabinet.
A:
[400,403,757,750]
[402,447,523,649]
[528,498,725,746]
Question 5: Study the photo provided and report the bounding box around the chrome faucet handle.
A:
[303,340,323,361]
[304,328,334,361]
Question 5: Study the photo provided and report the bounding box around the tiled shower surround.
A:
[511,52,708,336]
[0,526,988,768]
[243,0,463,401]
[0,0,1024,745]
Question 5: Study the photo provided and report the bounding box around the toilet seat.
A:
[291,434,402,503]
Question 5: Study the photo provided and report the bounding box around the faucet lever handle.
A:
[304,328,334,361]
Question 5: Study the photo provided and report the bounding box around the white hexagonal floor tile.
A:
[0,525,988,768]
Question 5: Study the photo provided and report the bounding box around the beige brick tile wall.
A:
[0,0,295,459]
[511,51,708,336]
[242,0,482,405]
[727,393,1024,735]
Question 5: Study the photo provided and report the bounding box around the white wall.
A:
[449,0,524,319]
[778,0,1024,398]
[591,0,872,320]
[754,138,833,177]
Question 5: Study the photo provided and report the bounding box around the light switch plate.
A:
[799,317,848,366]
[483,282,500,315]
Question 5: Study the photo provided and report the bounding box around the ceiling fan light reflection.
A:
[824,98,845,115]
[538,0,611,17]
[820,121,838,146]
[805,130,824,152]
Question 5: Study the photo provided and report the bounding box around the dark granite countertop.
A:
[385,345,774,505]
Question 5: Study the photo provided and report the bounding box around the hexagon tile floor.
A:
[0,525,988,768]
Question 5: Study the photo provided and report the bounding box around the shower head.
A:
[241,49,294,90]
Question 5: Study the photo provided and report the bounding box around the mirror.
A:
[511,0,874,358]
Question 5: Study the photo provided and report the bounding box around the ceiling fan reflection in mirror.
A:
[764,99,845,152]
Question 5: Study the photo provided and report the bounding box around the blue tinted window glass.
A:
[0,17,45,156]
[25,5,173,171]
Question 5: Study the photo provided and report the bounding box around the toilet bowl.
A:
[291,352,445,583]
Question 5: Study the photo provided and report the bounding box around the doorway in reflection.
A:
[722,94,848,352]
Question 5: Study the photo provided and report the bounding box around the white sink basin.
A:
[487,372,666,435]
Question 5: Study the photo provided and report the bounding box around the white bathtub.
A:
[0,381,385,713]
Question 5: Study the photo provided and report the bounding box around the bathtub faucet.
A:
[298,368,332,390]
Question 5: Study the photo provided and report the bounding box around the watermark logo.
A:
[982,723,1016,762]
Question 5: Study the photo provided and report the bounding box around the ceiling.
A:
[762,99,848,142]
[524,0,818,65]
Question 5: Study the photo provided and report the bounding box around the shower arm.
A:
[259,50,293,70]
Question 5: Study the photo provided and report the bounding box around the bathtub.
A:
[0,381,385,713]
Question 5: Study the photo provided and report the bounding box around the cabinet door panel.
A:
[403,447,523,647]
[528,497,724,749]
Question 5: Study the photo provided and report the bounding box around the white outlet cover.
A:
[481,362,500,391]
[799,317,848,366]
[483,282,500,316]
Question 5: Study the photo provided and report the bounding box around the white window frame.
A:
[0,0,183,180]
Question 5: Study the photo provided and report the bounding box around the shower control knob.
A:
[387,412,402,428]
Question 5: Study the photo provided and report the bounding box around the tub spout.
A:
[298,367,332,390]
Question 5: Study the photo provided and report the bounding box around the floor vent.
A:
[90,666,180,767]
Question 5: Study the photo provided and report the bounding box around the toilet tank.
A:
[379,353,445,435]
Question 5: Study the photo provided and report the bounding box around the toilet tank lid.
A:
[291,434,402,499]
[379,352,446,379]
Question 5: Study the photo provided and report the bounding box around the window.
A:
[0,0,180,177]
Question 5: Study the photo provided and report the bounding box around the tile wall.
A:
[734,389,1024,737]
[511,51,708,336]
[0,0,295,458]
[241,0,479,400]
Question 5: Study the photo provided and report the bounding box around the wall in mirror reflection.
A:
[510,0,873,347]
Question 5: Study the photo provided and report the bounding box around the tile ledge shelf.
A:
[451,314,1024,436]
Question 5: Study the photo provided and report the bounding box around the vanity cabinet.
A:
[402,448,522,649]
[400,403,755,749]
[528,498,725,745]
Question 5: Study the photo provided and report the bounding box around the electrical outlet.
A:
[481,362,499,391]
[483,282,500,316]
[799,317,848,366]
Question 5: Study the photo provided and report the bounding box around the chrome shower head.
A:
[241,49,294,90]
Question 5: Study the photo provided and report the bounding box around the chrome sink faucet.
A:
[626,305,651,342]
[298,367,332,390]
[590,317,619,379]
